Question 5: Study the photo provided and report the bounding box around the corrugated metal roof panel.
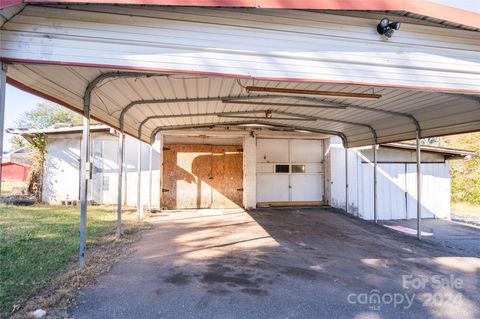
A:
[6,63,480,147]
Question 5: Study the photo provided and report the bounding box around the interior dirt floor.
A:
[69,207,480,319]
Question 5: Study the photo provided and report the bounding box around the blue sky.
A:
[4,85,45,152]
[2,0,479,152]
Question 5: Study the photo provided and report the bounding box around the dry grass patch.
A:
[1,204,150,318]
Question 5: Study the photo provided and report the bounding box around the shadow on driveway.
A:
[69,207,480,319]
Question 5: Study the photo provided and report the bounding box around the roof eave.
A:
[381,143,476,158]
[2,0,479,30]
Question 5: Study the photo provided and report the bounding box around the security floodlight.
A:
[377,18,401,38]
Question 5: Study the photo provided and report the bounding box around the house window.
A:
[275,164,290,173]
[292,164,306,173]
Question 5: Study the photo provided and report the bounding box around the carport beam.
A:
[373,144,378,223]
[416,132,422,240]
[116,133,125,239]
[136,139,142,219]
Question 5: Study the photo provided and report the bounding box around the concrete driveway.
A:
[381,218,480,256]
[69,207,480,319]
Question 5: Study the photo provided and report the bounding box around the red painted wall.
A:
[1,162,31,181]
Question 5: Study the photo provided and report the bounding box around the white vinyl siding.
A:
[328,137,451,220]
[358,162,450,220]
[2,5,479,91]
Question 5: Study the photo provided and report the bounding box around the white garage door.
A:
[256,139,325,204]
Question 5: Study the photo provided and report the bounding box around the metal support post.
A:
[345,147,348,214]
[79,99,91,266]
[0,64,6,196]
[373,144,378,223]
[116,133,125,239]
[136,139,142,219]
[416,131,422,239]
[148,144,153,211]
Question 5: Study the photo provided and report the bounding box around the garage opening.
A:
[256,138,325,207]
[161,143,244,209]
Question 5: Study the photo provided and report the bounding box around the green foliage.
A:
[0,205,116,316]
[9,135,27,151]
[15,101,82,129]
[27,134,48,200]
[440,133,480,205]
[421,137,439,146]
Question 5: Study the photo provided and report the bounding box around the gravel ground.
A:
[69,207,480,319]
[451,214,480,228]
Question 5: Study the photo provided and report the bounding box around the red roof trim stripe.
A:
[0,0,23,9]
[2,0,476,29]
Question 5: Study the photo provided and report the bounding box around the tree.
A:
[27,134,47,201]
[10,135,27,151]
[15,101,82,129]
[440,133,480,205]
[421,137,439,146]
[10,101,82,151]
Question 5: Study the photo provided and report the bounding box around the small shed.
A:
[8,125,475,222]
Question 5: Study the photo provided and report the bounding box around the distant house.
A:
[1,162,30,182]
[1,147,32,182]
[7,125,475,221]
[4,147,31,166]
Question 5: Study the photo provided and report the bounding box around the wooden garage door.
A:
[161,144,243,209]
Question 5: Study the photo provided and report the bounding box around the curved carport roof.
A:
[6,64,480,147]
[2,0,479,265]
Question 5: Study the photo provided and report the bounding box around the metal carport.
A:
[1,0,479,266]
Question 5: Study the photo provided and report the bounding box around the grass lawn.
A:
[0,204,121,316]
[451,202,480,219]
[0,181,26,198]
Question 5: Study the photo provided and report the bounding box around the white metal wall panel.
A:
[42,138,81,203]
[360,148,446,163]
[2,5,480,91]
[41,132,160,207]
[358,159,450,220]
[405,163,450,219]
[327,137,358,211]
[329,137,452,220]
[242,135,257,209]
[359,160,374,220]
[360,163,407,220]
